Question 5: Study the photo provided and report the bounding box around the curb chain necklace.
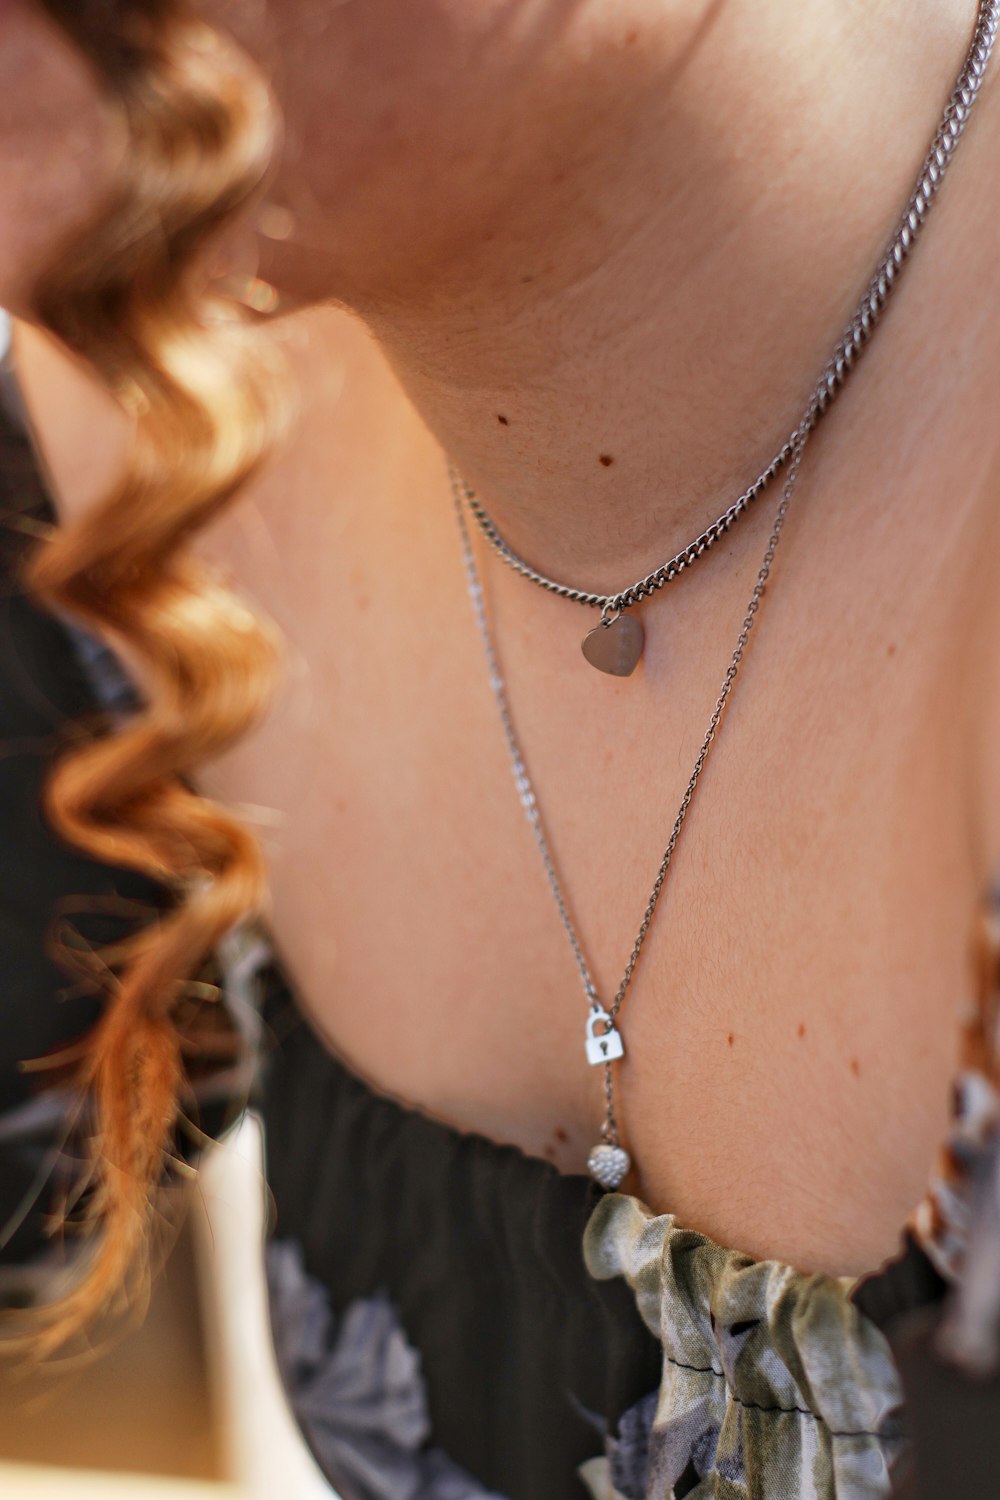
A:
[450,1,998,1190]
[455,0,999,678]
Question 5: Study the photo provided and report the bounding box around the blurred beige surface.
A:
[0,1218,221,1481]
[0,1465,237,1498]
[196,1114,333,1500]
[0,1115,334,1500]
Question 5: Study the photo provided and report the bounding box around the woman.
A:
[1,1,999,1495]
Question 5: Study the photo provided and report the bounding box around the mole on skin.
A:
[599,453,614,466]
[497,414,509,425]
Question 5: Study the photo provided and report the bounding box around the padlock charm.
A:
[585,1007,624,1067]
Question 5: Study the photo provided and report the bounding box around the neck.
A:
[356,0,980,592]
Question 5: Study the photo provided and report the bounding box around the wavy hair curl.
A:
[16,0,285,1354]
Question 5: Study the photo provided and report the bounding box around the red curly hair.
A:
[16,0,285,1354]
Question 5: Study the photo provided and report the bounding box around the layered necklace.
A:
[451,1,998,1189]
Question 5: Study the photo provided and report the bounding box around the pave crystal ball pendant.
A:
[581,611,644,676]
[587,1142,632,1190]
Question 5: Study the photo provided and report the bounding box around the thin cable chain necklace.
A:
[450,2,998,1190]
[452,433,806,1187]
[455,0,999,679]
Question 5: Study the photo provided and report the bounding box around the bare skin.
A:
[6,0,1000,1277]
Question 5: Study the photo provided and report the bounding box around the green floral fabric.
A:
[580,1194,904,1500]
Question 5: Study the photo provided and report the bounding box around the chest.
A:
[199,460,982,1279]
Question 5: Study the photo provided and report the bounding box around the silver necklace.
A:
[450,2,997,1189]
[456,0,999,679]
[452,428,807,1188]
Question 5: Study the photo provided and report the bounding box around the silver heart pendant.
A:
[581,613,644,676]
[587,1142,632,1190]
